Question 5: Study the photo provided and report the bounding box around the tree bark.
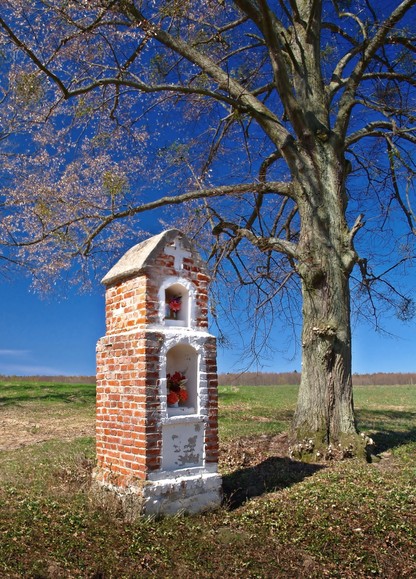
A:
[290,140,358,448]
[293,255,357,444]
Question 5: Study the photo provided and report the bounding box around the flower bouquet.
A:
[167,295,181,319]
[167,371,188,407]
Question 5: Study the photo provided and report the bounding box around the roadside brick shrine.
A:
[92,229,222,517]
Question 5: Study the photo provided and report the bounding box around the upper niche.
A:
[164,283,189,327]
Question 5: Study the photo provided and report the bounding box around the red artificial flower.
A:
[167,371,188,405]
[169,297,181,312]
[178,389,188,402]
[167,391,179,405]
[170,371,184,385]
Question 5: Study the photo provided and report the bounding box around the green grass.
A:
[354,384,416,452]
[0,381,415,578]
[218,384,298,439]
[0,380,96,406]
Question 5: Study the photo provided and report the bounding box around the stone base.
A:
[92,470,222,519]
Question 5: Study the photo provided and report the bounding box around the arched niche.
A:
[162,281,190,327]
[165,343,198,416]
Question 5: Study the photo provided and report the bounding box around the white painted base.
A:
[167,405,195,417]
[143,472,222,515]
[92,471,222,518]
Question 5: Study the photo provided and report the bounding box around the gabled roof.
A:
[101,229,204,286]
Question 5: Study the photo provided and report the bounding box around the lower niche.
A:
[166,343,198,415]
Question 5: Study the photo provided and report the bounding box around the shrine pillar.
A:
[92,229,221,517]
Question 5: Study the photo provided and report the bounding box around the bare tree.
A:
[0,0,415,451]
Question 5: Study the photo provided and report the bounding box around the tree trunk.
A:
[292,256,357,445]
[290,143,360,454]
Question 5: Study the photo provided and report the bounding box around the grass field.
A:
[0,381,415,578]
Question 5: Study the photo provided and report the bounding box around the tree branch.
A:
[120,0,290,146]
[212,222,299,260]
[80,180,293,255]
[0,15,70,98]
[335,0,416,138]
[346,121,416,147]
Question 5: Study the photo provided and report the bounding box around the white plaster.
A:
[164,237,192,271]
[158,332,205,417]
[167,406,195,417]
[101,229,204,286]
[161,414,204,425]
[165,319,186,328]
[147,462,218,482]
[101,230,168,285]
[142,472,222,515]
[154,331,216,480]
[161,420,204,471]
[157,276,196,327]
[93,472,222,517]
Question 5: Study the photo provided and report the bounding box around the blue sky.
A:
[0,2,414,378]
[0,261,415,377]
[0,279,104,376]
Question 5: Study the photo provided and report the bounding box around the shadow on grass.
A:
[356,409,416,453]
[222,456,325,510]
[357,408,416,424]
[370,428,416,453]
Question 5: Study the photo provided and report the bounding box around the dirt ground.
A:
[0,405,95,451]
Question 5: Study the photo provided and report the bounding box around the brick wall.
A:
[96,331,163,484]
[204,336,219,464]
